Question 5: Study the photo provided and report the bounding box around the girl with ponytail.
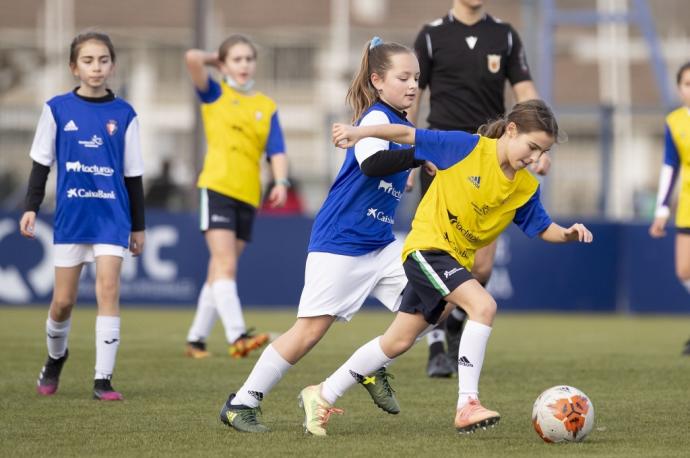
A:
[307,99,591,435]
[219,37,423,434]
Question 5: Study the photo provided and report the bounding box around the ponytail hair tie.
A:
[369,36,383,50]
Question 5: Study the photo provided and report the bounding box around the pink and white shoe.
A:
[36,349,69,396]
[454,399,500,433]
[93,378,124,401]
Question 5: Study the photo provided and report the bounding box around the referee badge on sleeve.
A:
[487,54,501,73]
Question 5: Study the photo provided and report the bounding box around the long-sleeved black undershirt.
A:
[359,147,425,177]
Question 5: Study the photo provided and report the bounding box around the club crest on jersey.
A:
[465,36,478,50]
[487,54,501,73]
[106,120,118,136]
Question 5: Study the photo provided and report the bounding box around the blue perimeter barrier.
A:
[0,211,687,313]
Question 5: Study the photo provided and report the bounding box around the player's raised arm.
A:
[184,49,220,91]
[332,123,416,149]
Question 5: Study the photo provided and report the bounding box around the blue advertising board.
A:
[0,211,687,313]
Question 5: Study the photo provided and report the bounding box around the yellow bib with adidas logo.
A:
[403,136,539,272]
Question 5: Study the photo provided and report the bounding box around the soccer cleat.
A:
[297,384,343,437]
[427,352,455,378]
[683,338,690,356]
[36,349,69,396]
[185,341,211,359]
[93,378,124,401]
[359,367,400,414]
[219,394,269,433]
[228,329,270,359]
[454,399,501,433]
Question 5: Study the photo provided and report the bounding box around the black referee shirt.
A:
[414,12,532,132]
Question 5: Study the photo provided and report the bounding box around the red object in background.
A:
[259,188,305,215]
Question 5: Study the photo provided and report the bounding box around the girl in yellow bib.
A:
[183,35,289,359]
[298,100,593,436]
[649,62,690,355]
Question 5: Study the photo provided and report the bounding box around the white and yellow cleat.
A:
[297,384,343,436]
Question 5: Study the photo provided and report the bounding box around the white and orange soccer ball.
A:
[532,385,594,443]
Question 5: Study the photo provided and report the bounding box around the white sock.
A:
[46,317,71,359]
[321,337,392,405]
[212,279,246,343]
[457,320,492,409]
[231,344,292,408]
[426,329,445,346]
[186,283,218,342]
[451,307,467,321]
[95,316,120,380]
[682,279,690,295]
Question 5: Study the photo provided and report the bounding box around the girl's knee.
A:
[51,298,74,315]
[472,296,497,322]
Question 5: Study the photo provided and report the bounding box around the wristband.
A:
[275,178,291,188]
[654,206,670,219]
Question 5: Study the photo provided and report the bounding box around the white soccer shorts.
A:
[53,243,126,267]
[297,239,407,321]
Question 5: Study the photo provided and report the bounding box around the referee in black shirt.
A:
[408,0,551,378]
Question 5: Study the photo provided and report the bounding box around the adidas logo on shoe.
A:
[64,120,79,131]
[349,370,365,383]
[458,356,474,367]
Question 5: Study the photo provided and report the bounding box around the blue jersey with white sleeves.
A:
[29,91,144,247]
[308,102,413,255]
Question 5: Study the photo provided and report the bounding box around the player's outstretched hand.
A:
[649,217,667,238]
[19,211,36,239]
[564,223,593,243]
[332,123,359,148]
[267,183,288,208]
[129,231,145,256]
[423,161,437,177]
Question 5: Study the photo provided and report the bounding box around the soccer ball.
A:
[532,385,594,443]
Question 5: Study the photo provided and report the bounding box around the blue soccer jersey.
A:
[29,91,144,247]
[308,102,413,255]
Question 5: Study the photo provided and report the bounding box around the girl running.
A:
[649,61,690,355]
[218,37,421,432]
[183,34,288,359]
[20,31,145,400]
[298,99,593,436]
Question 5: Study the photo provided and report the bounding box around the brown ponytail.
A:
[478,99,564,142]
[346,38,413,123]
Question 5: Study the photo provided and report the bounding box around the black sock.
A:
[446,312,465,334]
[429,341,445,357]
[428,322,446,357]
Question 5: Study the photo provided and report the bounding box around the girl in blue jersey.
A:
[218,37,422,433]
[649,62,690,355]
[296,100,593,436]
[183,35,288,360]
[19,32,145,401]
